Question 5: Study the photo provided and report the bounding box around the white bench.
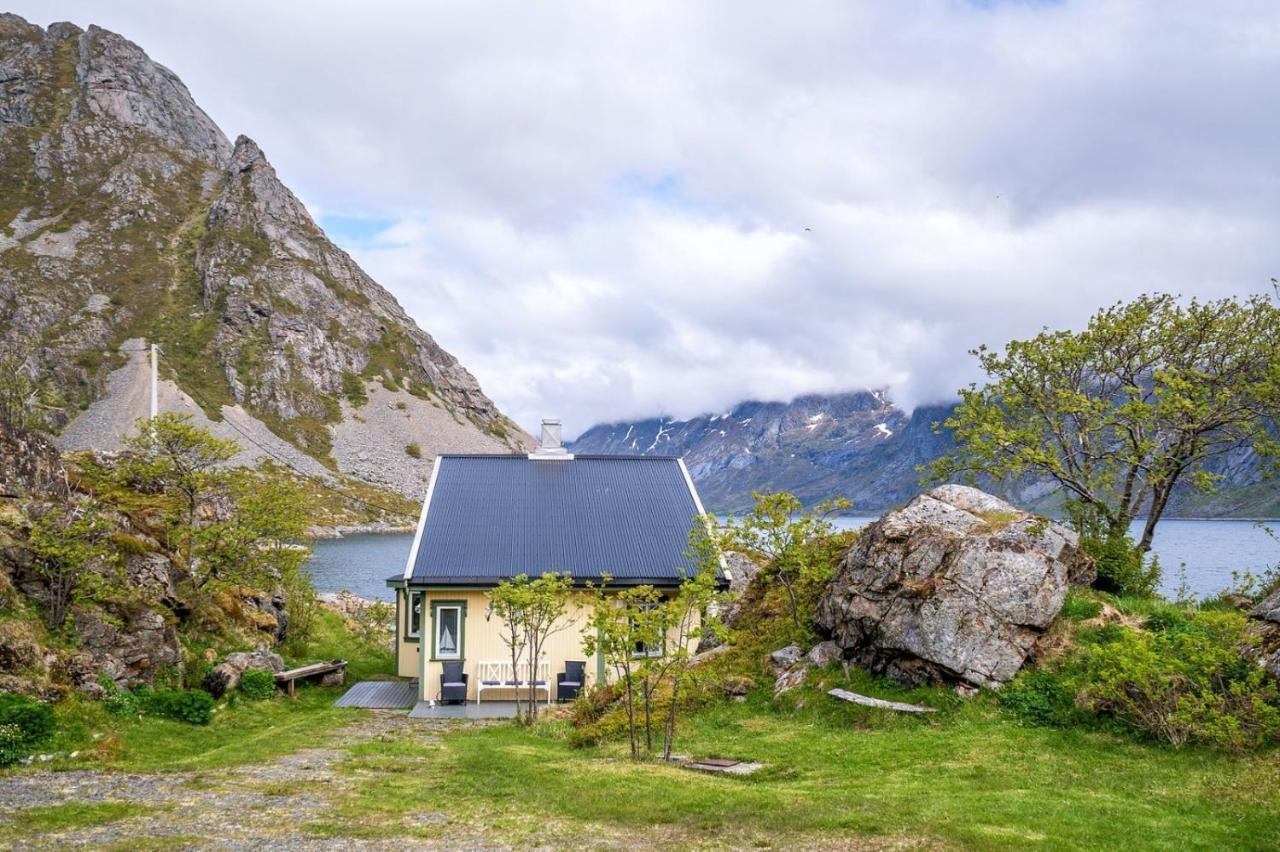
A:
[476,659,551,704]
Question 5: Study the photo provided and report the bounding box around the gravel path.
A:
[0,712,498,850]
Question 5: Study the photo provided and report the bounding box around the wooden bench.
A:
[275,659,347,697]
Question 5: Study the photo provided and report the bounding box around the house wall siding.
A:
[403,588,699,702]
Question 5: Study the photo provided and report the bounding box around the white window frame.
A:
[630,602,665,659]
[434,603,464,660]
[405,591,422,641]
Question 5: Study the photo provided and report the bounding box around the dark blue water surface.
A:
[306,519,1278,603]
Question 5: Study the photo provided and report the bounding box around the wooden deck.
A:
[408,700,520,719]
[334,680,419,709]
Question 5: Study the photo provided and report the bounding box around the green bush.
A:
[1000,670,1081,727]
[1060,591,1103,621]
[405,442,422,459]
[1089,533,1161,597]
[1074,612,1280,751]
[238,669,276,700]
[0,723,26,767]
[144,688,217,725]
[0,693,56,745]
[0,694,55,764]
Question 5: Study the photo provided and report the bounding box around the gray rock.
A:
[815,484,1092,688]
[768,644,804,674]
[0,621,42,671]
[0,424,68,500]
[806,641,843,667]
[73,605,181,689]
[203,646,284,698]
[773,664,808,695]
[1250,587,1280,625]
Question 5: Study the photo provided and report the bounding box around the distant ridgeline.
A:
[568,391,1280,518]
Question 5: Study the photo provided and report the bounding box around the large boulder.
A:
[815,484,1093,689]
[202,645,285,698]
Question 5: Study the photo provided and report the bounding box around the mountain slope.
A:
[571,392,1279,518]
[570,392,956,513]
[0,15,530,496]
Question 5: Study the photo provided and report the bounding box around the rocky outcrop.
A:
[815,484,1093,689]
[1250,586,1280,679]
[0,424,67,499]
[73,605,182,693]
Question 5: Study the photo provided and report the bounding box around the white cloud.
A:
[11,0,1280,436]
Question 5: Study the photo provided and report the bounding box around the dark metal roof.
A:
[405,454,705,586]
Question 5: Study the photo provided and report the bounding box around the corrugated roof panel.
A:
[409,455,703,585]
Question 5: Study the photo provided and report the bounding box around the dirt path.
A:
[0,712,496,850]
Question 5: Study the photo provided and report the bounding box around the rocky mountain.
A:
[570,392,1280,518]
[0,14,530,498]
[570,391,957,513]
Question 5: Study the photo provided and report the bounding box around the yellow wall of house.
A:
[395,589,421,679]
[394,587,699,702]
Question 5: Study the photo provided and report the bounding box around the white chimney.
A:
[530,417,573,460]
[540,418,562,450]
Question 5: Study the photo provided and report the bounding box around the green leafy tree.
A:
[933,294,1280,576]
[722,491,851,630]
[193,479,311,613]
[488,572,575,724]
[583,582,664,758]
[658,523,724,759]
[120,413,238,564]
[25,503,112,630]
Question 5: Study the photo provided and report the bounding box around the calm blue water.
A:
[306,519,1278,603]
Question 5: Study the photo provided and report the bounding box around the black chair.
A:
[557,660,586,702]
[440,661,469,705]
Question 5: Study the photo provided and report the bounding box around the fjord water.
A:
[306,518,1278,603]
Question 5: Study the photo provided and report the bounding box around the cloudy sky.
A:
[14,1,1280,436]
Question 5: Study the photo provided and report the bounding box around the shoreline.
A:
[306,523,415,540]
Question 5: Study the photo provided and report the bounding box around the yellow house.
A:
[386,419,724,705]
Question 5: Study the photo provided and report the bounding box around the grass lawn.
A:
[323,687,1280,850]
[0,801,159,844]
[32,609,389,773]
[48,687,364,773]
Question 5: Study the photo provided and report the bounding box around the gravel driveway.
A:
[0,712,496,850]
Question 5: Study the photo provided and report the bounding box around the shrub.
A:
[144,688,216,725]
[0,693,56,744]
[341,371,368,407]
[1001,670,1081,727]
[1074,612,1280,751]
[1060,591,1103,622]
[238,669,276,700]
[1090,534,1161,597]
[99,676,145,718]
[405,442,422,459]
[0,694,55,764]
[0,723,27,767]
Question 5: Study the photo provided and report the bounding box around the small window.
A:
[405,592,423,640]
[434,604,463,660]
[631,603,664,658]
